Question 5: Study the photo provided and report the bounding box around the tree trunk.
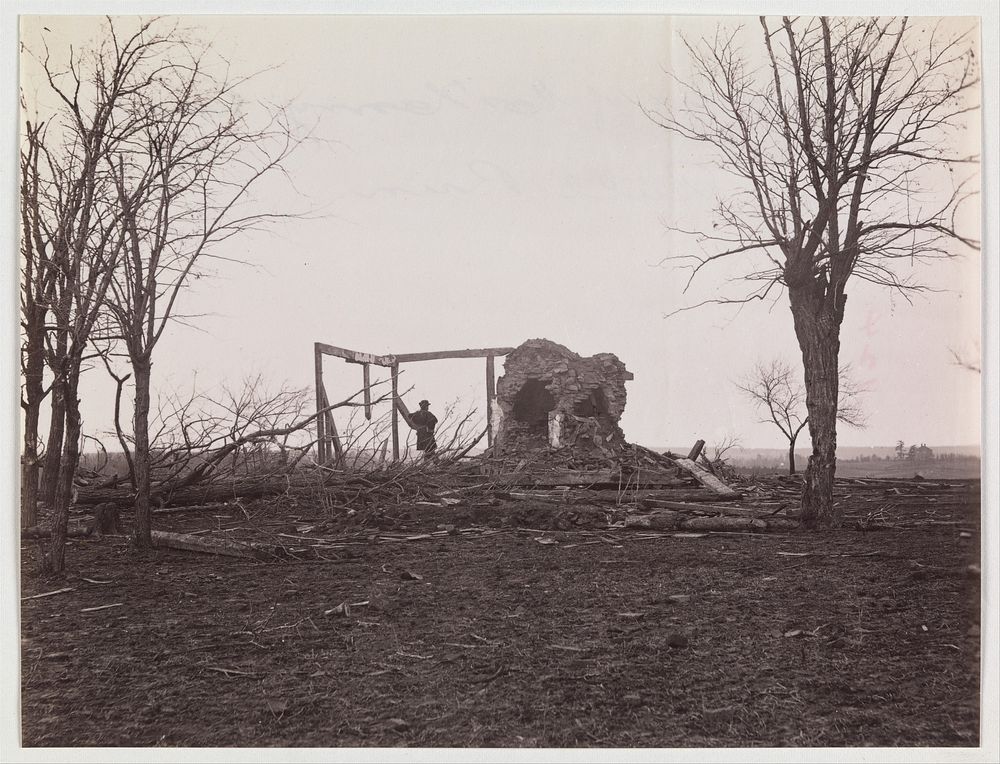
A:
[40,375,67,505]
[48,371,81,575]
[40,328,69,504]
[20,316,46,527]
[789,287,843,528]
[132,357,154,549]
[787,437,797,476]
[20,423,41,529]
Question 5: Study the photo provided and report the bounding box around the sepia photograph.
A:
[2,1,997,761]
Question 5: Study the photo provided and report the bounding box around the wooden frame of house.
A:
[313,342,514,464]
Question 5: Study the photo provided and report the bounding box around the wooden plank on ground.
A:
[508,470,687,488]
[673,457,739,498]
[151,531,281,559]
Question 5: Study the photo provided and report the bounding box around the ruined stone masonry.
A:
[493,339,634,455]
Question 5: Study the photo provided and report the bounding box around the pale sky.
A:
[14,12,985,452]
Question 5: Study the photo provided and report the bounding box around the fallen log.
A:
[640,499,794,519]
[152,502,239,516]
[624,512,681,530]
[672,458,740,498]
[681,515,766,532]
[76,472,335,507]
[150,531,283,560]
[21,525,92,540]
[625,512,798,533]
[453,469,689,489]
[609,489,742,503]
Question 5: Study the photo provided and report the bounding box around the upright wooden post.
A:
[486,354,496,448]
[363,363,372,420]
[687,439,706,462]
[391,362,400,461]
[314,344,326,463]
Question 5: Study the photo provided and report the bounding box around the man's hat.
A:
[419,399,430,407]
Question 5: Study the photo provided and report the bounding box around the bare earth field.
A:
[20,479,981,748]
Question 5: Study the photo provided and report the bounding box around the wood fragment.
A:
[21,525,91,540]
[152,502,237,515]
[206,666,258,677]
[151,530,280,559]
[687,439,706,461]
[22,587,76,601]
[393,347,515,363]
[80,603,123,612]
[673,458,740,498]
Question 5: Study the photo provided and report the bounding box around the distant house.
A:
[909,443,934,462]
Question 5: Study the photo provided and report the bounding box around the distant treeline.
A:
[844,452,980,464]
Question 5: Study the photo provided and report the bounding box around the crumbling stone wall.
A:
[493,339,633,454]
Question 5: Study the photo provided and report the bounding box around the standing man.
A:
[409,399,438,456]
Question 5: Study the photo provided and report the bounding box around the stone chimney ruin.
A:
[492,339,633,455]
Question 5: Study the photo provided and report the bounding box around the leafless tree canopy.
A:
[651,16,979,309]
[738,358,866,474]
[648,16,979,526]
[739,359,866,434]
[20,17,307,567]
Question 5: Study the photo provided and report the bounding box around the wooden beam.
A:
[486,355,496,448]
[315,342,395,367]
[391,363,400,461]
[314,344,326,463]
[673,457,740,498]
[327,405,344,464]
[687,439,706,461]
[393,347,515,363]
[319,384,343,464]
[394,395,413,427]
[504,469,687,488]
[363,363,372,420]
[151,530,281,560]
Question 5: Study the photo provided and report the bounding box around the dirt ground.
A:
[20,480,981,748]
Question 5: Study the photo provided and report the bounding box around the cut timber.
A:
[394,347,515,363]
[315,342,394,367]
[625,512,681,530]
[363,363,372,420]
[504,470,687,488]
[151,531,281,560]
[642,499,749,514]
[682,516,766,532]
[394,395,413,427]
[21,525,91,540]
[625,512,795,532]
[152,502,238,515]
[673,457,739,498]
[618,469,686,487]
[599,488,739,502]
[514,470,615,486]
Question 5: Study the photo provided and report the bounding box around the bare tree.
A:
[649,17,979,526]
[87,18,304,549]
[738,358,866,475]
[18,121,59,528]
[19,25,173,570]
